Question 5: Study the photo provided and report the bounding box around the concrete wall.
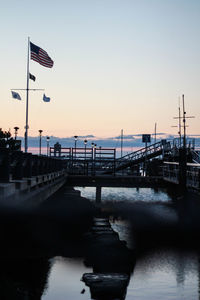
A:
[0,170,67,208]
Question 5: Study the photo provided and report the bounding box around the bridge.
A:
[0,148,66,206]
[0,140,200,205]
[51,140,172,175]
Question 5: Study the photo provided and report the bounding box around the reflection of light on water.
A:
[75,187,172,203]
[126,250,198,300]
[110,219,134,249]
[42,257,92,300]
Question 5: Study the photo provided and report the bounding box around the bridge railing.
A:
[0,148,66,183]
[163,162,179,184]
[163,161,200,189]
[49,146,116,175]
[103,140,172,171]
[191,150,200,164]
[186,163,200,189]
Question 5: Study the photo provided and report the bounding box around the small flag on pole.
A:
[43,94,50,102]
[30,42,54,68]
[11,91,21,100]
[29,73,36,81]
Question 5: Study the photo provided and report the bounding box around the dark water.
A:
[1,186,200,299]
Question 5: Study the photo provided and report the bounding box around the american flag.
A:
[30,42,54,68]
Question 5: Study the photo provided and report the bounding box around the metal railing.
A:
[0,148,66,182]
[191,150,200,164]
[100,141,172,172]
[163,161,200,189]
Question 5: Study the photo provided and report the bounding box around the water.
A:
[41,251,199,300]
[73,187,199,299]
[1,186,200,299]
[127,247,199,300]
[74,186,172,203]
[42,257,92,300]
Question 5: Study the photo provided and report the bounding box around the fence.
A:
[0,148,65,182]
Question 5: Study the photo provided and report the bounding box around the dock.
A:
[0,139,200,206]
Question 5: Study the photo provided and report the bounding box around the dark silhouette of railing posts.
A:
[0,148,66,184]
[0,149,10,182]
[12,151,23,180]
[23,153,32,178]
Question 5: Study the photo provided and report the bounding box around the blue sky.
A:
[1,0,200,142]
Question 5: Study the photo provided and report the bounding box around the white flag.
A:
[11,91,21,100]
[43,94,50,102]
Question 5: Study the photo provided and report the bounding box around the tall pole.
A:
[91,142,94,175]
[46,136,50,156]
[121,129,123,158]
[25,37,30,153]
[178,98,182,148]
[39,130,43,155]
[74,135,78,159]
[154,123,157,144]
[84,139,87,160]
[182,94,186,150]
[179,94,187,191]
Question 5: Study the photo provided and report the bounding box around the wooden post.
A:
[96,186,102,203]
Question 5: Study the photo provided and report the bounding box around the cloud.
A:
[17,133,200,150]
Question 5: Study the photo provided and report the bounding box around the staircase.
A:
[102,141,172,173]
[191,150,200,164]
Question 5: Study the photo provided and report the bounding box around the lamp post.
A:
[94,144,97,159]
[74,135,78,159]
[99,146,102,166]
[14,127,19,140]
[91,142,94,175]
[46,136,50,156]
[91,142,94,160]
[94,144,97,175]
[84,139,87,159]
[39,130,43,155]
[84,139,87,175]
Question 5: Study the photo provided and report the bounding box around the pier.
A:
[0,148,66,206]
[0,138,200,205]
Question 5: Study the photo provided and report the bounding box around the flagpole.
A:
[25,37,30,153]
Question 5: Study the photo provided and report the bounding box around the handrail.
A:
[99,141,172,172]
[191,149,200,163]
[116,141,163,161]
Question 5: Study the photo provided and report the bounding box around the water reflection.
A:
[127,248,198,300]
[0,186,200,299]
[0,248,199,300]
[42,257,92,300]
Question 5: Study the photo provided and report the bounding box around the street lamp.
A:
[91,142,94,175]
[99,146,102,164]
[91,142,94,160]
[39,130,43,155]
[84,139,87,159]
[74,135,78,159]
[14,127,19,140]
[46,136,50,156]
